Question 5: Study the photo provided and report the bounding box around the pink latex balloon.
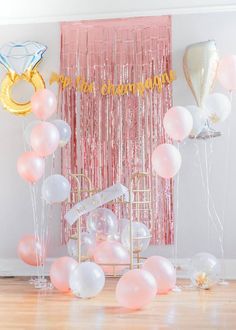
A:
[143,256,176,294]
[163,106,193,141]
[31,89,57,120]
[17,151,45,183]
[93,240,130,275]
[30,122,59,157]
[50,257,78,292]
[116,269,157,309]
[152,143,182,179]
[217,55,236,91]
[17,235,45,266]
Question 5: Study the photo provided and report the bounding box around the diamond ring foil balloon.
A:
[0,41,47,116]
[183,40,221,139]
[0,41,47,74]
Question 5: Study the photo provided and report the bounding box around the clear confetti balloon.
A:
[67,232,96,259]
[121,221,151,253]
[87,208,118,240]
[189,252,221,289]
[51,119,71,147]
[69,261,105,298]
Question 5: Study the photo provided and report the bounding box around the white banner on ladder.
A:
[65,183,130,225]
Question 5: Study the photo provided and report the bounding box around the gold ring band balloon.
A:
[0,69,45,116]
[0,41,47,116]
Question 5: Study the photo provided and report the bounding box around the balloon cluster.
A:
[152,106,193,179]
[18,89,71,204]
[67,208,151,275]
[151,50,236,179]
[17,89,72,267]
[48,206,176,309]
[17,89,71,202]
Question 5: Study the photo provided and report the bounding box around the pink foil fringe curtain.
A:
[60,16,174,245]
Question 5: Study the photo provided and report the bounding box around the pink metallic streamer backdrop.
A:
[60,16,174,245]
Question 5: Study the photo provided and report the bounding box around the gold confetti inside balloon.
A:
[189,253,221,289]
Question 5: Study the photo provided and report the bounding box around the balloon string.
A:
[196,138,226,282]
[204,140,213,249]
[204,139,225,260]
[29,184,40,282]
[195,142,223,235]
[40,166,47,285]
[220,91,233,282]
[174,142,180,269]
[22,120,41,283]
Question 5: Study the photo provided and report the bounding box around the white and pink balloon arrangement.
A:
[48,205,177,309]
[16,89,187,306]
[18,49,234,304]
[17,89,72,287]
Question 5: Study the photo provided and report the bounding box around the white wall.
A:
[1,0,236,24]
[0,23,65,261]
[172,12,236,259]
[0,12,236,274]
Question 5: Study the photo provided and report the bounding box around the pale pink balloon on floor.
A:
[50,257,78,292]
[31,89,57,120]
[17,151,45,183]
[217,55,236,91]
[30,122,59,157]
[152,143,181,179]
[143,256,176,294]
[116,269,157,309]
[93,240,130,275]
[163,106,193,141]
[17,235,45,266]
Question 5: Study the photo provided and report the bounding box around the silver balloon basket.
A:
[189,121,221,140]
[67,172,153,278]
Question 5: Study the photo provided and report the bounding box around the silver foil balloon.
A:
[183,40,220,139]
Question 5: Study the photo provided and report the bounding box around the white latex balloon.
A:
[121,221,151,253]
[186,105,207,137]
[189,252,221,289]
[67,232,96,259]
[204,93,231,124]
[42,174,71,204]
[152,143,182,179]
[24,120,41,146]
[69,262,105,298]
[51,119,71,147]
[163,106,193,141]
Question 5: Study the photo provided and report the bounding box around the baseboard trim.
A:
[1,258,236,279]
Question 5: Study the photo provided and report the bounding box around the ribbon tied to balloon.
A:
[0,41,46,116]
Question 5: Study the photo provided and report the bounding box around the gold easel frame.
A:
[67,172,153,277]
